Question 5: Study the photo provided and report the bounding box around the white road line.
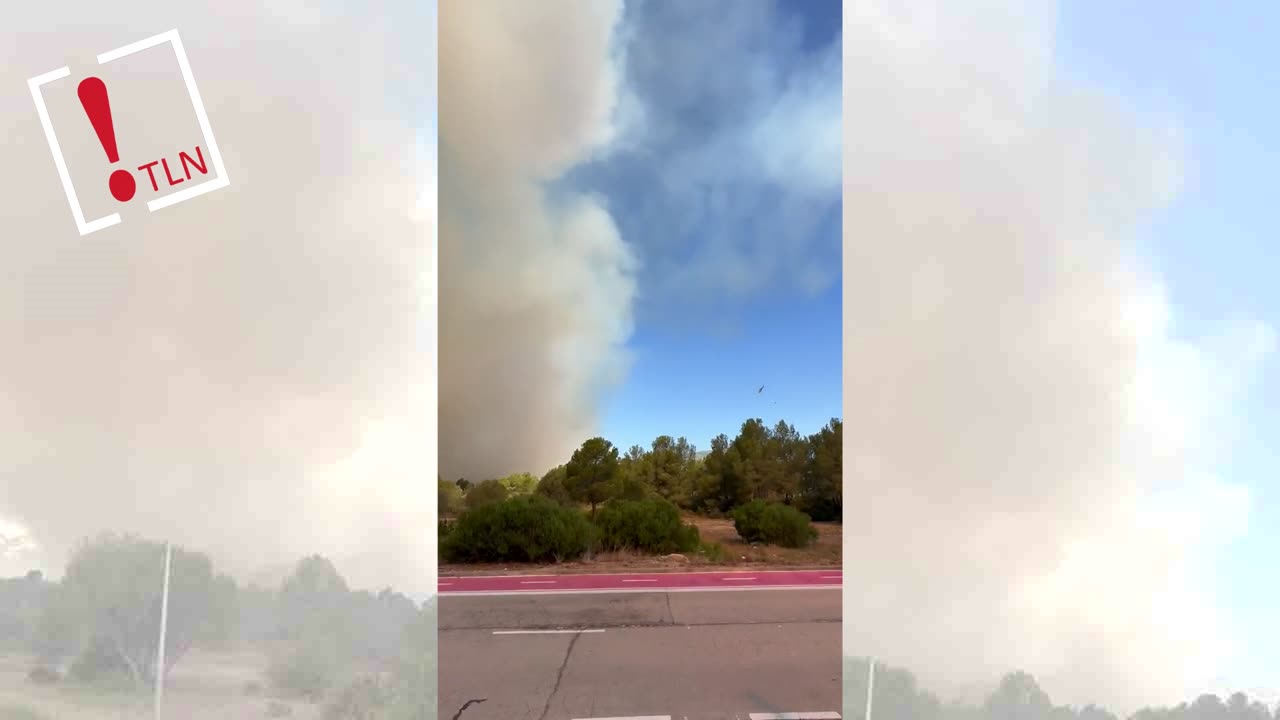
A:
[622,578,658,582]
[491,629,606,635]
[820,575,842,580]
[722,576,757,581]
[749,713,842,719]
[520,580,557,584]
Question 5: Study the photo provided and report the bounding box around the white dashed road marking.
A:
[722,576,757,581]
[623,578,658,582]
[520,580,558,584]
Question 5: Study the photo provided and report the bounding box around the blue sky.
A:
[1057,2,1279,698]
[566,0,843,452]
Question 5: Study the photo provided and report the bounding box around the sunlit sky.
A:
[585,0,843,452]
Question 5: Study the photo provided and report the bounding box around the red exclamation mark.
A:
[77,77,136,203]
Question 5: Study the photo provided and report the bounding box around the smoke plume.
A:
[843,0,1270,712]
[0,1,433,596]
[438,0,636,480]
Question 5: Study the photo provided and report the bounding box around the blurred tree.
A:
[983,671,1054,720]
[497,472,538,496]
[438,477,465,516]
[51,534,230,688]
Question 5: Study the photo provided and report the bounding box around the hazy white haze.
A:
[843,0,1271,712]
[0,1,433,597]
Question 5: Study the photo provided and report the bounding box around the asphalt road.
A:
[439,585,842,720]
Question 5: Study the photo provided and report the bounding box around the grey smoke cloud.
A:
[0,1,433,597]
[438,0,636,481]
[438,0,842,480]
[843,0,1270,712]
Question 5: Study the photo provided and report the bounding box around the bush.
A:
[464,478,509,509]
[442,495,596,563]
[802,495,841,523]
[594,498,700,554]
[324,674,392,720]
[267,641,343,700]
[697,541,727,563]
[67,636,132,686]
[536,468,573,506]
[731,500,818,548]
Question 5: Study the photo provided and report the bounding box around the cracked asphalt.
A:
[438,589,841,720]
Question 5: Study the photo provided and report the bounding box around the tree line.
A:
[845,658,1280,720]
[0,534,433,718]
[440,416,843,522]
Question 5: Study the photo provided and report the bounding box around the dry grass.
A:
[0,651,322,720]
[439,512,842,576]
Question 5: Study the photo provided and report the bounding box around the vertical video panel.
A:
[439,1,842,719]
[844,2,1277,720]
[0,1,436,718]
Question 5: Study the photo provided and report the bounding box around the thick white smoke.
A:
[843,0,1270,712]
[438,0,637,481]
[0,2,433,597]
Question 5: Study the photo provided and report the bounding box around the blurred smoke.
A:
[843,0,1271,712]
[0,1,434,597]
[438,0,636,480]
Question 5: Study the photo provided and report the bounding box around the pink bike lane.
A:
[437,568,842,594]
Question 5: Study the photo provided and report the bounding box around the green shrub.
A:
[464,478,509,509]
[802,495,841,523]
[594,498,700,554]
[731,500,818,548]
[442,495,596,563]
[535,469,574,506]
[697,541,727,562]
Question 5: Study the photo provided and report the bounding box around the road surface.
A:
[438,569,842,596]
[439,573,842,720]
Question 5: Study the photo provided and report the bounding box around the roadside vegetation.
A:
[439,416,842,566]
[843,656,1280,720]
[0,537,433,719]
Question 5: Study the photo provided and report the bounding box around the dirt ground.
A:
[439,514,842,577]
[0,650,322,720]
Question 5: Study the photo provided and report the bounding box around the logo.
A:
[27,29,230,236]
